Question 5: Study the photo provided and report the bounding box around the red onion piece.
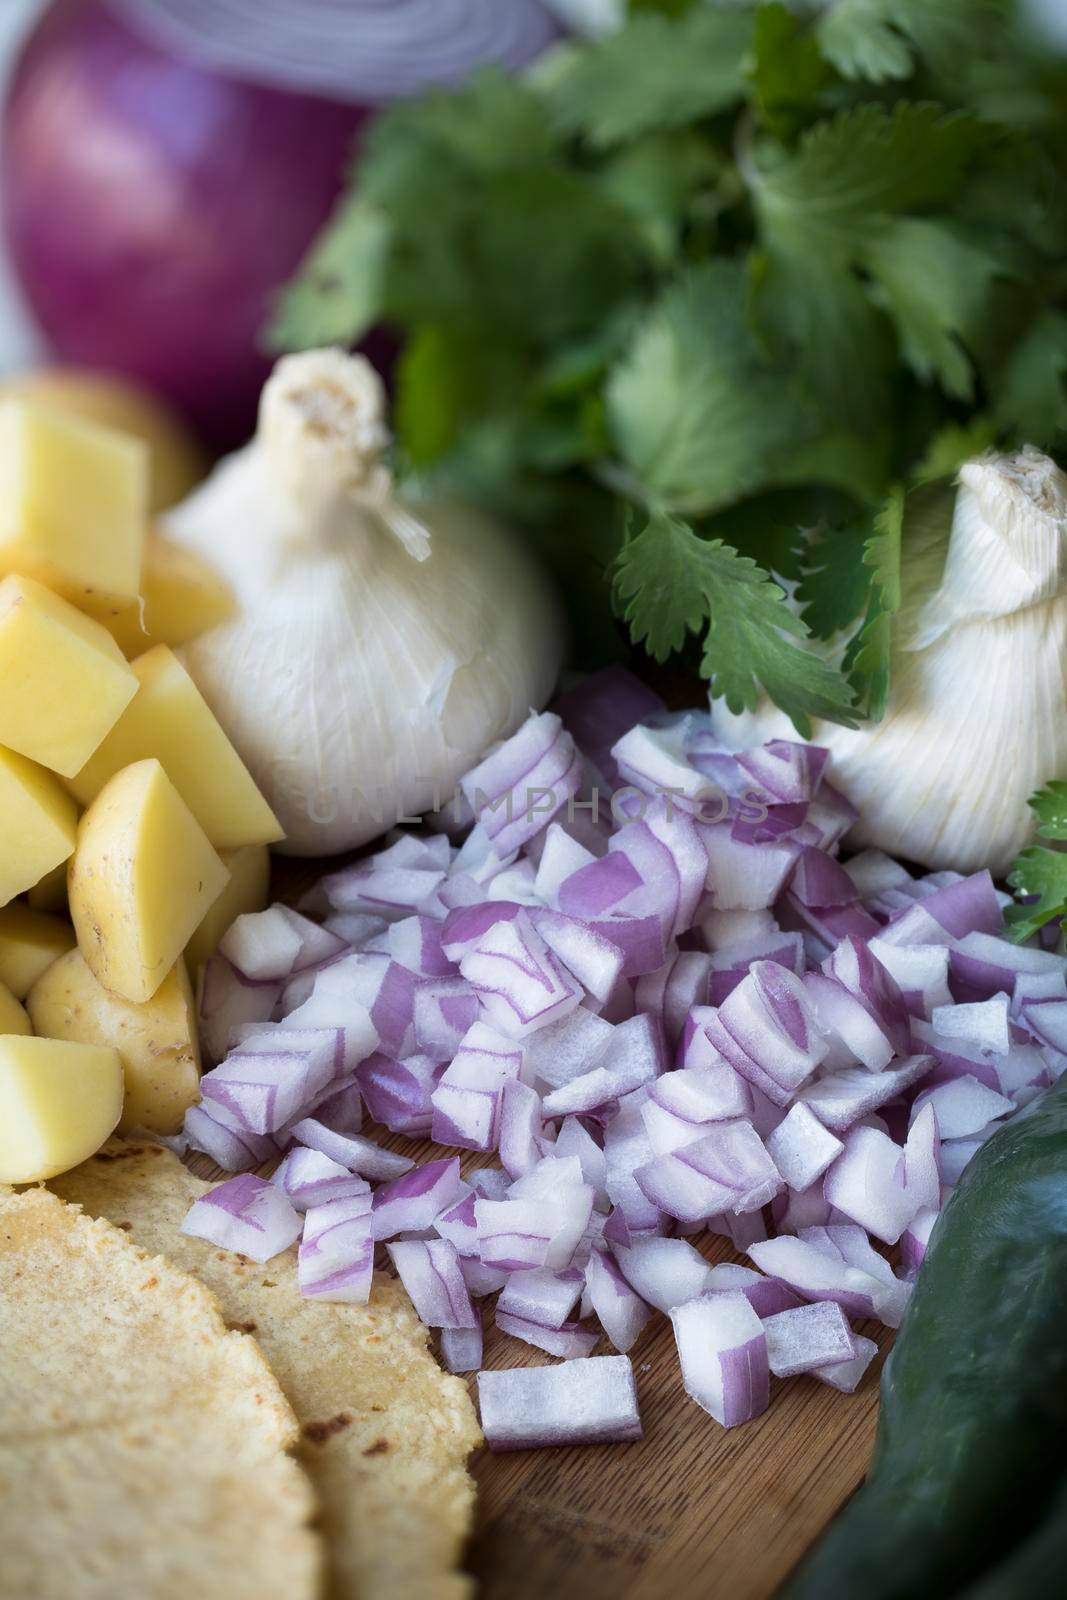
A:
[289,1120,414,1182]
[762,1301,855,1378]
[704,1263,801,1318]
[440,1323,484,1375]
[911,1074,1014,1141]
[813,1332,879,1393]
[671,1292,770,1429]
[498,1268,583,1331]
[298,1197,375,1304]
[272,1146,372,1211]
[584,1250,652,1353]
[370,1157,464,1242]
[613,1236,714,1313]
[496,1311,599,1359]
[765,1103,844,1192]
[477,1356,643,1451]
[388,1239,478,1330]
[182,1174,301,1262]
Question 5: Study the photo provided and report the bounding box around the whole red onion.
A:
[2,0,559,444]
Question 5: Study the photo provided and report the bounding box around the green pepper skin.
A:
[956,1479,1067,1598]
[783,1075,1067,1600]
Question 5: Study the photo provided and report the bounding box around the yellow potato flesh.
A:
[0,748,79,906]
[0,366,207,511]
[0,982,31,1035]
[28,950,200,1135]
[0,575,138,777]
[68,645,283,851]
[0,399,147,605]
[0,906,75,998]
[0,1035,124,1183]
[186,844,271,972]
[83,531,234,658]
[69,758,229,1004]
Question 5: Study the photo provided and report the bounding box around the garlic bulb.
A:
[714,448,1067,876]
[163,349,565,855]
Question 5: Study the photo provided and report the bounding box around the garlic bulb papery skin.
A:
[162,349,565,856]
[714,447,1067,876]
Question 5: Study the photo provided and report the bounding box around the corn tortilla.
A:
[0,1185,320,1600]
[53,1140,482,1600]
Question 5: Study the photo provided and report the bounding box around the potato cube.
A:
[0,905,75,997]
[0,399,147,605]
[69,758,229,1003]
[0,575,139,776]
[186,844,271,971]
[68,645,283,851]
[0,980,31,1035]
[28,950,200,1135]
[0,747,79,905]
[84,531,234,657]
[0,1035,124,1183]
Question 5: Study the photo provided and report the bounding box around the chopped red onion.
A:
[273,1146,372,1210]
[388,1239,478,1329]
[460,910,582,1038]
[554,1116,608,1195]
[762,1300,855,1377]
[797,1055,935,1133]
[822,1125,918,1245]
[803,973,897,1072]
[901,1206,940,1277]
[867,937,952,1018]
[813,1333,879,1393]
[583,1249,652,1353]
[199,1029,339,1135]
[198,955,281,1063]
[708,961,828,1105]
[495,1311,598,1358]
[765,1103,844,1192]
[498,1267,583,1330]
[932,993,1011,1054]
[497,1078,546,1178]
[705,1263,801,1317]
[371,1158,464,1242]
[911,1075,1014,1140]
[671,1292,770,1428]
[699,826,800,911]
[613,1236,715,1313]
[440,1323,484,1374]
[357,1052,442,1135]
[182,1174,302,1262]
[636,1120,782,1222]
[477,1355,643,1451]
[288,1120,415,1181]
[748,1234,909,1327]
[183,1104,279,1172]
[298,1197,374,1304]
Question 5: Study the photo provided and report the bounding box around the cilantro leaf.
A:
[994,309,1067,446]
[612,511,858,734]
[844,484,904,720]
[796,526,872,641]
[1006,847,1067,943]
[1028,783,1067,841]
[270,198,391,350]
[749,3,834,136]
[606,262,801,515]
[816,0,1007,85]
[1006,786,1067,940]
[862,219,1005,400]
[546,6,754,148]
[750,104,990,418]
[913,416,997,485]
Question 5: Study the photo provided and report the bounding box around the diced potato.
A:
[0,1034,124,1183]
[186,843,271,972]
[0,366,207,510]
[0,574,139,777]
[0,398,147,605]
[85,531,235,657]
[27,861,69,913]
[0,905,76,997]
[0,980,31,1035]
[0,747,79,906]
[28,950,199,1135]
[68,758,229,1003]
[67,645,283,851]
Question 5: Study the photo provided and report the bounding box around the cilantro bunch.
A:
[274,0,1067,737]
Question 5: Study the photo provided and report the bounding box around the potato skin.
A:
[28,949,200,1135]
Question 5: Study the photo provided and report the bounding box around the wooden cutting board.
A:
[465,1240,887,1600]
